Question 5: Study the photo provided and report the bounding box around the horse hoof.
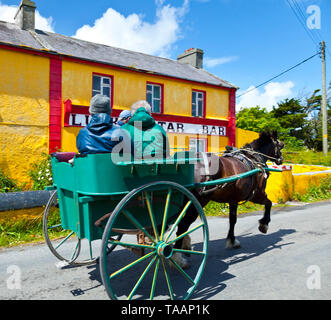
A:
[259,223,269,234]
[170,252,190,270]
[182,235,192,256]
[226,239,241,249]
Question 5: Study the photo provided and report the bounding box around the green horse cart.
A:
[43,152,279,300]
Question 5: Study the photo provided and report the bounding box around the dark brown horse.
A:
[172,131,284,268]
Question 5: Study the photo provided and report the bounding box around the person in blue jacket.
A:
[117,110,131,126]
[76,94,132,157]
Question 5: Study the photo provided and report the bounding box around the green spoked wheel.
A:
[43,190,122,266]
[100,181,209,300]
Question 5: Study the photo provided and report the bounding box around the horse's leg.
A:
[252,192,272,234]
[226,203,241,249]
[258,197,272,234]
[171,205,200,269]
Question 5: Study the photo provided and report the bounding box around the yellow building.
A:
[0,0,239,186]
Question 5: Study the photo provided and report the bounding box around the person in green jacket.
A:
[122,100,169,161]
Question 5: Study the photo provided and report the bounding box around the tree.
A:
[236,106,283,133]
[304,89,331,151]
[271,98,307,141]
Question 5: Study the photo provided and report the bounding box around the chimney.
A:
[14,0,36,31]
[177,48,204,69]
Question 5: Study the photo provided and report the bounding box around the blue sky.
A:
[0,0,330,111]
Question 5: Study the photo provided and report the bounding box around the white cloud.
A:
[237,81,295,111]
[0,1,54,32]
[73,1,189,57]
[204,56,239,68]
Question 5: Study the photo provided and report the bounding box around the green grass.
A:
[292,176,331,203]
[204,201,265,217]
[1,177,330,249]
[283,150,331,166]
[0,208,69,248]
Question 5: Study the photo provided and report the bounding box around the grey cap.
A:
[89,94,111,115]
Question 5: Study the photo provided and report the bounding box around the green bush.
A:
[27,153,53,191]
[283,151,331,166]
[292,176,331,202]
[0,169,23,193]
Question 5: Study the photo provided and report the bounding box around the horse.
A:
[172,130,284,269]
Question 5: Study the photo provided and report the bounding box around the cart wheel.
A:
[100,181,209,300]
[43,190,105,266]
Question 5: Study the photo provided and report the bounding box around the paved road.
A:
[0,201,330,300]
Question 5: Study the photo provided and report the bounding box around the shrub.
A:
[27,153,53,191]
[0,169,23,193]
[292,176,331,202]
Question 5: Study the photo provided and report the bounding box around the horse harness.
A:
[198,147,269,201]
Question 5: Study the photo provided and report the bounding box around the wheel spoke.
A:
[161,257,174,300]
[144,192,159,242]
[48,224,62,230]
[165,200,192,242]
[89,241,93,260]
[110,251,156,280]
[160,188,172,241]
[54,231,75,250]
[122,210,156,244]
[173,248,205,256]
[127,255,157,300]
[168,223,204,245]
[169,258,195,286]
[150,257,160,300]
[70,240,80,260]
[108,240,155,250]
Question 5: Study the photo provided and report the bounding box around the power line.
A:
[237,52,320,98]
[286,0,319,49]
[286,0,331,58]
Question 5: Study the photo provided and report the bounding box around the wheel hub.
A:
[156,242,173,259]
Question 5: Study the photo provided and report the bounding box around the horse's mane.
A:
[243,130,278,150]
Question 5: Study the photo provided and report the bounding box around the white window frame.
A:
[189,138,207,153]
[192,91,204,118]
[147,83,162,113]
[92,75,112,100]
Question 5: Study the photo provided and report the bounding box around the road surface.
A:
[0,201,330,300]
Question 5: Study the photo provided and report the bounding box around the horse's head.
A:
[255,131,284,165]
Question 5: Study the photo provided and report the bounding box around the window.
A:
[147,83,163,113]
[93,74,112,99]
[192,90,205,117]
[189,138,207,153]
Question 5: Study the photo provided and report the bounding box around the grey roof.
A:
[0,20,237,89]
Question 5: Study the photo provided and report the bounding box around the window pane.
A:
[197,140,205,152]
[189,139,197,151]
[147,92,153,105]
[198,99,203,117]
[92,90,100,97]
[93,76,101,91]
[192,103,196,117]
[147,84,153,93]
[192,91,196,102]
[153,85,161,99]
[103,86,110,97]
[153,99,161,113]
[103,77,110,85]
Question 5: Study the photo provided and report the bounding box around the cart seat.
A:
[52,152,77,163]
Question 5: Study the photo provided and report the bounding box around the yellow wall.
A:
[61,60,230,153]
[266,165,330,203]
[236,128,259,148]
[0,48,49,187]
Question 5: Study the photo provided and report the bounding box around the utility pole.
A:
[321,41,328,155]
